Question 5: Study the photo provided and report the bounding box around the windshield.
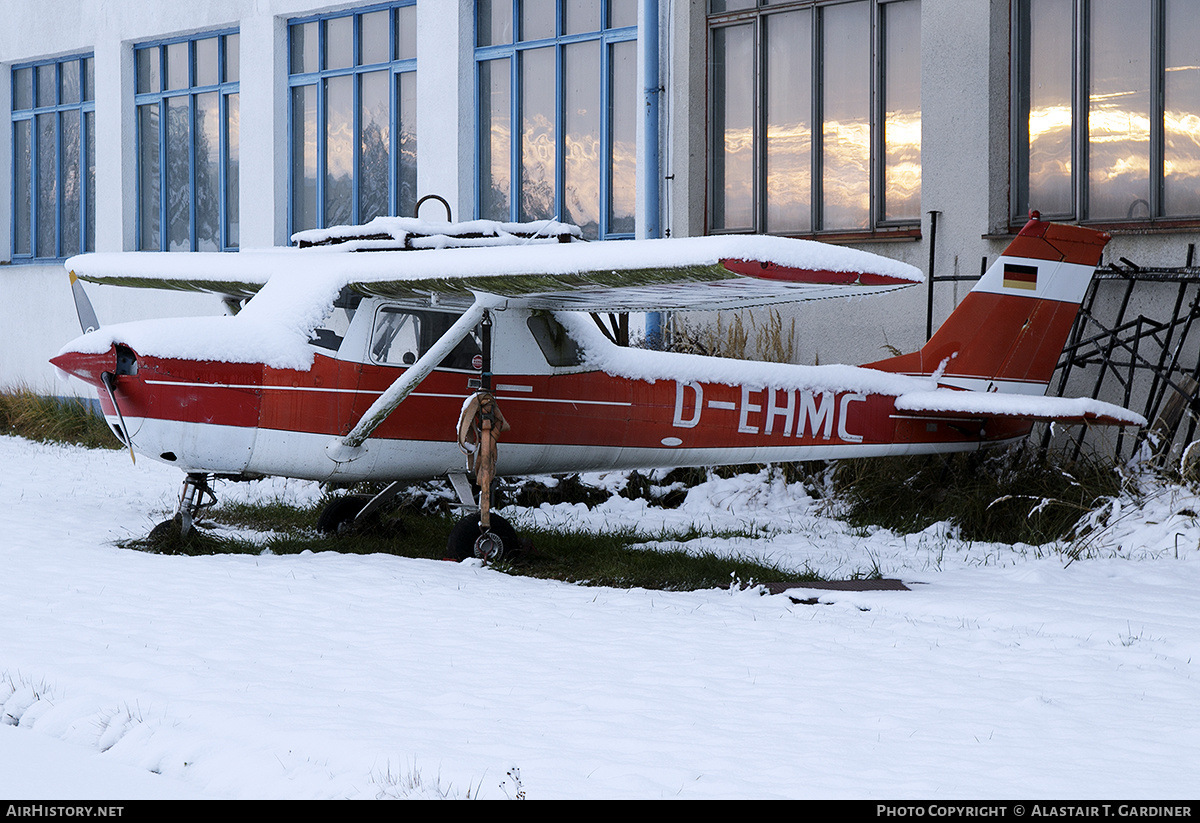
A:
[308,288,364,352]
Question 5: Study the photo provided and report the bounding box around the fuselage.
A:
[51,300,1030,483]
[51,217,1137,486]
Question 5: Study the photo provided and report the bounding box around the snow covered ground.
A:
[2,434,1199,799]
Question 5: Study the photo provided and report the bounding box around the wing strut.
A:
[326,300,487,463]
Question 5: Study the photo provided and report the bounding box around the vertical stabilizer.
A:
[866,215,1110,395]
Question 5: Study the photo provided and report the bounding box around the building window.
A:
[288,1,417,234]
[475,0,638,240]
[708,0,921,235]
[1013,0,1200,225]
[11,55,95,260]
[135,32,240,251]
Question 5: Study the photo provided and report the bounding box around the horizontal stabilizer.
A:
[894,390,1145,427]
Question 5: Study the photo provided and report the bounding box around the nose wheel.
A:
[147,472,217,545]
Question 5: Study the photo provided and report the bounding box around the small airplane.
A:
[51,211,1143,559]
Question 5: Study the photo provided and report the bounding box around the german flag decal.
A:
[1003,262,1038,291]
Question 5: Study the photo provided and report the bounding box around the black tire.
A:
[446,513,519,561]
[148,514,183,543]
[316,494,372,535]
[145,514,205,555]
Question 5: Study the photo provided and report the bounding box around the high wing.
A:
[65,224,922,314]
[893,390,1146,427]
[64,252,265,301]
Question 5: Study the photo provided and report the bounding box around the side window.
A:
[367,307,482,369]
[528,312,583,367]
[371,307,422,365]
[424,311,482,371]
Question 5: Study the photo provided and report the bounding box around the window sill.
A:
[779,227,922,245]
[707,226,922,244]
[993,218,1200,240]
[809,227,922,244]
[3,257,73,267]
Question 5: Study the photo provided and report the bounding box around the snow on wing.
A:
[64,234,922,313]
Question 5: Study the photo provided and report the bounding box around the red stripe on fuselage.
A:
[73,347,1026,460]
[106,354,263,428]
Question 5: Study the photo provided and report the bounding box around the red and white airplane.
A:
[51,213,1142,558]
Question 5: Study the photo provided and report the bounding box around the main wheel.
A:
[446,513,519,562]
[316,494,372,535]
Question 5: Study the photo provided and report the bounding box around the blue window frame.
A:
[11,54,95,261]
[288,1,418,235]
[135,31,240,251]
[475,0,638,240]
[707,0,922,236]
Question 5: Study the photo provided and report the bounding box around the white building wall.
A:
[237,12,288,249]
[4,0,1200,394]
[414,0,474,221]
[0,0,481,395]
[665,0,706,242]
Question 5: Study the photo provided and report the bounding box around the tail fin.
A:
[866,215,1110,394]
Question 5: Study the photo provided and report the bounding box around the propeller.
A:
[69,270,100,334]
[68,271,136,464]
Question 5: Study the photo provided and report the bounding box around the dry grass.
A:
[0,386,120,450]
[667,308,796,363]
[830,447,1124,545]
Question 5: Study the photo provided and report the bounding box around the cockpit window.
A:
[527,312,583,367]
[369,306,482,370]
[431,312,483,370]
[371,307,423,366]
[308,288,363,352]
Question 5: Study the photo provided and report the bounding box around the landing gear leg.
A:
[451,392,513,560]
[449,310,517,562]
[176,472,217,537]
